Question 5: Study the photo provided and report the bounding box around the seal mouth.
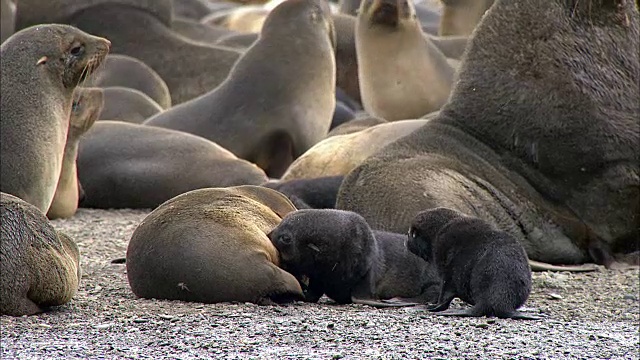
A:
[371,2,399,27]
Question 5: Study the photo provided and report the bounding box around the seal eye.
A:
[278,234,292,245]
[408,227,418,240]
[70,45,84,57]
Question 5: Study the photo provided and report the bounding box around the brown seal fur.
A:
[126,185,304,304]
[172,0,211,20]
[16,0,242,105]
[0,24,110,213]
[145,0,337,178]
[171,17,235,45]
[1,192,81,316]
[407,208,538,320]
[282,119,428,180]
[269,209,440,304]
[1,0,15,43]
[356,0,455,121]
[438,0,494,36]
[99,86,163,123]
[87,54,172,109]
[47,87,103,220]
[337,0,640,269]
[77,121,268,209]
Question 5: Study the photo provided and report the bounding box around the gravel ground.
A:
[1,208,638,359]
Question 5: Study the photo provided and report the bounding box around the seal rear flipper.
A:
[528,260,598,272]
[506,311,545,321]
[352,297,420,308]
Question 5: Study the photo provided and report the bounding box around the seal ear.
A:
[36,56,48,65]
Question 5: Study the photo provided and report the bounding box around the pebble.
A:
[548,293,563,300]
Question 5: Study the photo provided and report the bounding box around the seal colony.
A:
[1,0,636,321]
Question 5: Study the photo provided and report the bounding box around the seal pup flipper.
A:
[352,297,420,308]
[528,260,598,273]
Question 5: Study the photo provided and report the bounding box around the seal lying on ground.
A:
[47,87,103,220]
[0,24,110,213]
[356,0,455,121]
[269,209,440,306]
[1,193,81,316]
[407,207,539,320]
[78,121,268,209]
[145,0,337,178]
[262,176,345,209]
[99,86,163,123]
[126,186,304,304]
[336,0,639,270]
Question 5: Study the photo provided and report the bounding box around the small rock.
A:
[133,318,149,324]
[38,323,52,329]
[158,314,174,320]
[486,319,496,324]
[623,294,637,301]
[332,355,344,360]
[475,323,489,329]
[548,293,563,300]
[327,323,335,329]
[94,323,114,330]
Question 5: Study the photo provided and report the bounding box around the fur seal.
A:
[407,207,538,320]
[171,17,235,45]
[282,119,428,180]
[330,102,357,130]
[268,209,440,305]
[1,192,81,316]
[356,0,455,121]
[214,32,259,49]
[145,0,337,178]
[438,0,494,36]
[262,176,345,209]
[427,34,469,60]
[99,86,163,123]
[47,87,103,220]
[78,121,268,209]
[88,54,172,110]
[337,0,639,270]
[0,24,110,213]
[326,115,387,137]
[16,0,243,105]
[202,5,269,33]
[126,185,304,304]
[1,0,15,43]
[332,13,362,107]
[172,0,212,20]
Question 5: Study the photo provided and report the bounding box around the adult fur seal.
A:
[87,54,172,109]
[16,0,242,105]
[172,0,211,20]
[126,185,304,304]
[337,0,639,270]
[0,24,110,213]
[262,176,345,209]
[407,207,538,320]
[326,115,387,137]
[438,0,494,36]
[1,193,81,316]
[145,0,337,178]
[78,121,268,209]
[171,17,234,45]
[269,209,440,305]
[47,87,103,220]
[282,119,428,180]
[356,0,455,121]
[1,0,15,43]
[99,86,163,123]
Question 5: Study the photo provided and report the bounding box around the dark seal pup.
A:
[1,192,82,316]
[407,207,539,320]
[336,0,639,270]
[0,24,110,213]
[126,186,304,305]
[262,176,345,209]
[269,209,440,306]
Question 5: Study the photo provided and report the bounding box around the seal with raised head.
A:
[16,0,242,105]
[356,0,455,121]
[47,87,103,220]
[99,86,163,123]
[407,208,539,319]
[269,209,440,305]
[126,185,304,304]
[337,0,639,270]
[78,121,268,209]
[87,54,172,110]
[282,119,428,180]
[0,24,110,213]
[145,0,337,178]
[1,192,81,316]
[438,0,494,36]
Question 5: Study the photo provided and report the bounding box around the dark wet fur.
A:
[262,176,344,209]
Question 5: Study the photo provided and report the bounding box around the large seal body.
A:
[337,0,640,266]
[269,209,439,304]
[99,86,163,123]
[356,0,454,121]
[126,186,304,304]
[438,0,494,36]
[1,193,81,316]
[145,0,337,177]
[47,87,103,220]
[262,176,345,209]
[0,24,110,213]
[77,121,268,209]
[407,208,534,319]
